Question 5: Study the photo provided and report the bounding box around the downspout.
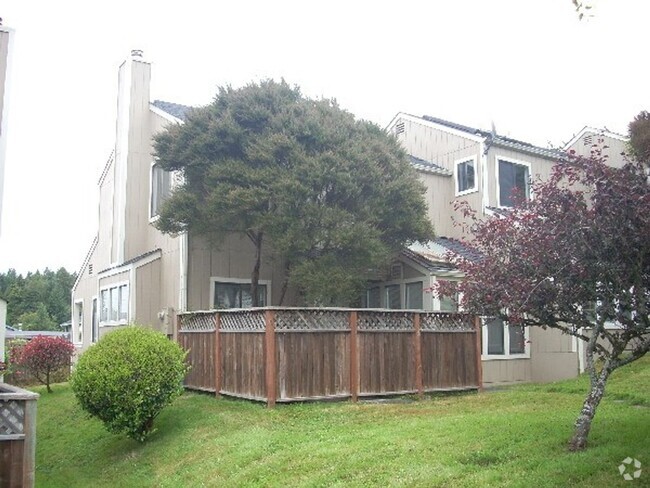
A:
[480,135,492,213]
[179,231,188,312]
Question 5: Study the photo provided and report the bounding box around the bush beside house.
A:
[71,326,189,442]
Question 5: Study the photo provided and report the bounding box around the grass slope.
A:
[34,357,649,487]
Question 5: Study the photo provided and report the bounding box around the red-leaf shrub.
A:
[448,151,650,450]
[14,336,75,392]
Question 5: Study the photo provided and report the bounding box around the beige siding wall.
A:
[98,270,130,288]
[481,327,579,386]
[482,358,532,385]
[397,118,481,171]
[530,326,579,383]
[74,58,183,353]
[0,27,14,236]
[187,234,292,310]
[97,166,115,268]
[0,30,9,127]
[71,246,99,349]
[395,117,484,239]
[418,172,457,237]
[567,132,629,168]
[135,259,163,331]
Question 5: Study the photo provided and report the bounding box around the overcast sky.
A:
[0,0,647,275]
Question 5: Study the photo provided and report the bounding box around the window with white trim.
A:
[150,162,171,218]
[455,157,476,195]
[483,317,529,358]
[363,287,381,308]
[74,300,84,344]
[498,159,530,207]
[100,284,129,324]
[385,284,401,309]
[213,281,268,309]
[405,281,423,309]
[439,293,459,312]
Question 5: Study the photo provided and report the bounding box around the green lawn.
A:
[34,358,649,487]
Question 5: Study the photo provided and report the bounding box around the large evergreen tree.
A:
[154,80,433,305]
[0,267,76,329]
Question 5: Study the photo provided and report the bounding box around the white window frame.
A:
[364,286,381,308]
[454,155,478,196]
[91,295,99,344]
[209,277,271,309]
[73,299,84,346]
[404,280,424,310]
[99,281,130,326]
[495,156,532,208]
[481,317,530,360]
[432,278,461,312]
[149,161,173,222]
[384,283,402,309]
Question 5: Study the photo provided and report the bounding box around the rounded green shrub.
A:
[71,326,188,442]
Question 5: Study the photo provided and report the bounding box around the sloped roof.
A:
[98,248,162,275]
[402,237,481,273]
[409,155,452,176]
[152,100,193,121]
[421,115,562,160]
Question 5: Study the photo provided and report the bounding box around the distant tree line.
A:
[0,268,76,331]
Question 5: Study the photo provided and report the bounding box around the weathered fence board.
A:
[358,332,416,395]
[178,332,215,392]
[0,384,38,488]
[177,308,481,406]
[276,332,350,400]
[422,332,478,389]
[221,333,266,400]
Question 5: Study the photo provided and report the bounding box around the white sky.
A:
[0,0,647,275]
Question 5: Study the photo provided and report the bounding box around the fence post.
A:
[265,310,276,408]
[23,396,37,487]
[214,312,221,397]
[349,310,358,402]
[474,316,483,390]
[414,312,423,399]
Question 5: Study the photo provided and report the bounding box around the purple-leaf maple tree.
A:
[446,151,650,451]
[13,335,75,393]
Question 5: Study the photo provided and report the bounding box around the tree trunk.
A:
[278,261,291,306]
[250,232,263,307]
[569,369,610,451]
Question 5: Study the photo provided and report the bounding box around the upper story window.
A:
[150,162,172,218]
[497,158,531,207]
[455,157,477,195]
[99,283,129,325]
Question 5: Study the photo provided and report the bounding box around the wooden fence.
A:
[0,383,38,488]
[177,308,482,407]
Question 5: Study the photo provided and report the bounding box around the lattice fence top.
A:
[275,309,349,331]
[358,311,414,331]
[421,312,475,332]
[178,308,477,333]
[220,310,266,332]
[0,400,24,436]
[178,312,216,331]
